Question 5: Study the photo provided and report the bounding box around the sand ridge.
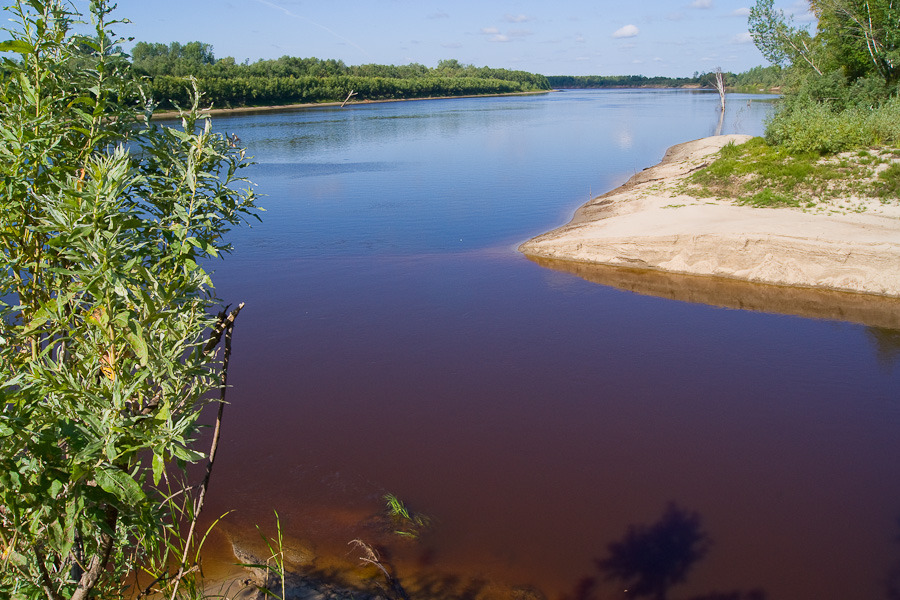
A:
[519,135,900,298]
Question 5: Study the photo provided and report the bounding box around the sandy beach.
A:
[519,135,900,303]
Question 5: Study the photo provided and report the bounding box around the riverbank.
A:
[519,135,900,299]
[151,90,551,119]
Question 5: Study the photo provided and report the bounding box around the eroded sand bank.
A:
[519,135,900,301]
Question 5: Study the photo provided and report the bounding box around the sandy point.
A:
[519,135,900,304]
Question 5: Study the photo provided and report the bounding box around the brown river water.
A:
[182,91,900,600]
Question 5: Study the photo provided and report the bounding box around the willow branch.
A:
[168,302,242,600]
[34,547,63,600]
[69,505,118,600]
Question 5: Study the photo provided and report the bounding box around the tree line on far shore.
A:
[131,43,551,108]
[546,66,784,92]
[129,41,790,110]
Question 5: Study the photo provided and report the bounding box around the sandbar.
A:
[519,135,900,306]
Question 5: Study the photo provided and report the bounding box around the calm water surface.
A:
[197,91,900,600]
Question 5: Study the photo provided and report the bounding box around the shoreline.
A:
[151,90,551,119]
[519,135,900,302]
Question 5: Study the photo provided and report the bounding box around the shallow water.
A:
[194,90,900,600]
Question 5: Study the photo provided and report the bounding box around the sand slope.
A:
[519,135,900,298]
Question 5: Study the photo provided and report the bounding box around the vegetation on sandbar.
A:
[690,0,900,207]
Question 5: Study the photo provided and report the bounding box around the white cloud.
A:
[732,7,751,16]
[508,29,533,38]
[428,11,450,19]
[691,0,713,8]
[732,32,753,44]
[504,14,531,23]
[480,27,500,35]
[441,42,462,49]
[613,24,639,38]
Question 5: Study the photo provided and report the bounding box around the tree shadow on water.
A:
[562,503,766,600]
[866,327,900,369]
[596,503,711,600]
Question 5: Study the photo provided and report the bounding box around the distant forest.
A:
[547,66,784,92]
[130,41,783,110]
[132,42,551,109]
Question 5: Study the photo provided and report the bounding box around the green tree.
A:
[749,0,824,75]
[810,0,900,84]
[0,1,257,598]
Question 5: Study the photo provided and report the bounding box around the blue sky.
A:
[75,0,815,77]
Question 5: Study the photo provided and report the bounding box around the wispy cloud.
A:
[428,11,450,19]
[479,25,531,43]
[252,0,370,57]
[732,32,753,43]
[691,0,713,8]
[480,27,510,42]
[732,7,751,16]
[613,24,640,39]
[504,14,532,23]
[508,29,534,38]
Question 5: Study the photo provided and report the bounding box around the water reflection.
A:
[528,256,900,330]
[866,327,900,368]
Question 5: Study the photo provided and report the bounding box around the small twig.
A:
[348,539,410,600]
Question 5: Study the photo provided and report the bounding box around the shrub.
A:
[0,1,257,598]
[765,98,900,153]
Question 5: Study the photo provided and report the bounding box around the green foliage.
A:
[875,163,900,198]
[130,47,550,109]
[383,494,430,539]
[546,74,703,88]
[766,95,900,152]
[0,1,257,598]
[750,0,900,152]
[689,137,900,206]
[730,64,785,91]
[749,0,824,74]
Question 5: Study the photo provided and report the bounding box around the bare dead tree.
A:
[714,67,727,112]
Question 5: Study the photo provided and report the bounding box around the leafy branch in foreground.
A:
[0,1,258,598]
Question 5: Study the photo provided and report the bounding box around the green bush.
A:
[0,1,257,598]
[765,97,900,153]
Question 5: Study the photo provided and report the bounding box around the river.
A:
[193,90,900,600]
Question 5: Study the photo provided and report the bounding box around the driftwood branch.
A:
[168,302,243,600]
[341,90,358,108]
